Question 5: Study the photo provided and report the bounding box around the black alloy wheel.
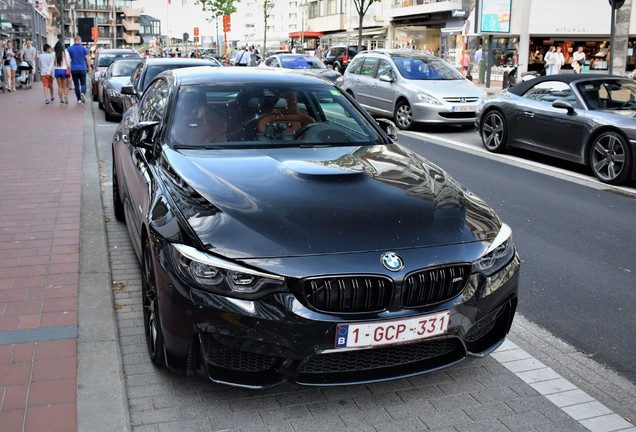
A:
[480,110,507,153]
[111,159,125,221]
[394,100,413,130]
[142,239,165,366]
[590,131,632,185]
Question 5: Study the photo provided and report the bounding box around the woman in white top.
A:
[48,41,71,104]
[554,46,565,74]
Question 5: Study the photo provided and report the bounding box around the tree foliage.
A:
[195,0,240,20]
[352,0,380,51]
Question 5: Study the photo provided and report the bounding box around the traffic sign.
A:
[223,15,231,33]
[183,32,189,42]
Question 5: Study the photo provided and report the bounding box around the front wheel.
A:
[589,131,632,185]
[142,239,165,366]
[480,110,507,153]
[394,100,413,130]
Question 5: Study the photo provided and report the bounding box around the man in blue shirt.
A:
[67,35,90,104]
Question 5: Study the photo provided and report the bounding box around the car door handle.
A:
[523,111,535,118]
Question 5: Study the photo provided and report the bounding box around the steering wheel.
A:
[293,122,321,139]
[294,122,353,142]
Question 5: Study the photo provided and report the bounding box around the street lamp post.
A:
[300,0,307,48]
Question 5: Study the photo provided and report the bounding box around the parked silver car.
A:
[342,49,485,129]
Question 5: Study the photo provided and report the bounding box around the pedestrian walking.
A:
[554,46,565,74]
[315,44,324,60]
[572,46,586,74]
[474,45,483,64]
[39,43,55,104]
[48,41,71,104]
[234,46,249,66]
[544,46,558,75]
[67,35,89,104]
[19,39,37,85]
[3,40,18,92]
[461,50,471,76]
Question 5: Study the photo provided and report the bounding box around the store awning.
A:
[288,31,323,38]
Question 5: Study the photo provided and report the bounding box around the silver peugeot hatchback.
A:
[342,49,485,129]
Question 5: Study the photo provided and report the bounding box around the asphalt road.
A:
[397,126,636,384]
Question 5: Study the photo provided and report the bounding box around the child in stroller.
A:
[16,60,33,89]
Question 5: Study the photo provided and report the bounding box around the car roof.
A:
[507,73,625,96]
[161,66,335,87]
[97,49,138,55]
[142,58,218,66]
[358,49,435,59]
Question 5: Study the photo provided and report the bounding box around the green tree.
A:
[352,0,380,51]
[195,0,239,19]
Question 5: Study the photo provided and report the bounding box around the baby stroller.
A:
[16,61,33,89]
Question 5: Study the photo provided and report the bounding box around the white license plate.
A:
[334,311,450,349]
[452,105,477,112]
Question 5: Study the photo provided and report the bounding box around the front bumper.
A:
[153,243,520,389]
[411,102,478,125]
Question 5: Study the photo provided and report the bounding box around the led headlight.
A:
[473,223,514,276]
[170,243,286,299]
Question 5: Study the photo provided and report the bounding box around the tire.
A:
[480,110,507,153]
[111,159,125,221]
[394,100,414,130]
[589,131,632,185]
[142,238,165,367]
[98,96,104,110]
[92,83,98,101]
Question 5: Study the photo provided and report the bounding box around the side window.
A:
[523,81,579,107]
[360,57,379,77]
[138,79,170,124]
[376,59,394,80]
[347,57,363,75]
[131,63,144,89]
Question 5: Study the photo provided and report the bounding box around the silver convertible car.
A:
[476,74,636,185]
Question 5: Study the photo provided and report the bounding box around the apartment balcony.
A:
[119,6,140,18]
[121,18,140,32]
[389,0,463,19]
[122,33,140,44]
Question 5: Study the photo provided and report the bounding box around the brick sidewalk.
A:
[0,82,86,431]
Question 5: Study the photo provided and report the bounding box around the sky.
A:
[132,0,215,39]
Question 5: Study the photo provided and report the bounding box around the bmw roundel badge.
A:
[381,252,404,272]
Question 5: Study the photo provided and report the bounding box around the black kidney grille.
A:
[402,264,470,307]
[303,276,391,313]
[300,339,458,373]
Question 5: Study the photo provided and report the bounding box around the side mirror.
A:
[552,99,575,114]
[128,121,159,150]
[376,118,398,142]
[378,74,394,83]
[121,85,137,96]
[100,71,107,78]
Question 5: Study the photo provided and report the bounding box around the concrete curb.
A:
[76,99,131,431]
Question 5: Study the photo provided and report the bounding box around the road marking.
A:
[401,130,636,197]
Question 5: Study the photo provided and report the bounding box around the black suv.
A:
[323,45,366,74]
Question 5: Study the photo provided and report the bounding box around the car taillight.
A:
[343,54,348,64]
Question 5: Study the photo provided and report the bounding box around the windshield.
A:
[97,53,138,68]
[576,79,636,110]
[280,56,326,70]
[392,55,464,80]
[143,63,216,91]
[168,83,385,149]
[111,60,141,77]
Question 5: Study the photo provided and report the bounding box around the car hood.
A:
[160,144,501,259]
[403,78,483,98]
[106,76,130,90]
